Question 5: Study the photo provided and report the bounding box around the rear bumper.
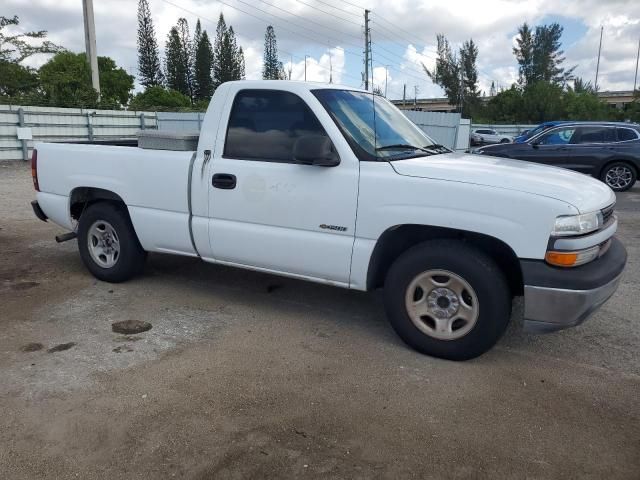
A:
[31,200,48,222]
[521,237,627,333]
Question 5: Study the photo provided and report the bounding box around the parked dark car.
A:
[475,122,640,191]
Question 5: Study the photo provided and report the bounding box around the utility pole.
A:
[402,84,406,106]
[634,37,639,93]
[414,85,418,108]
[363,9,370,91]
[82,0,100,99]
[384,66,389,97]
[595,26,603,91]
[329,54,333,84]
[304,55,309,82]
[288,55,293,80]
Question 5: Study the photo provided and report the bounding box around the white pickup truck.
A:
[31,81,627,360]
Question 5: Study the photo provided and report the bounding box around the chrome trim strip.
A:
[553,217,617,250]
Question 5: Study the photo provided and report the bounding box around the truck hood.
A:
[390,152,616,213]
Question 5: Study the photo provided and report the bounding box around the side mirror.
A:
[293,135,340,167]
[530,139,541,148]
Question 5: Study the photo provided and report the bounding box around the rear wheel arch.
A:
[366,224,523,296]
[69,187,128,222]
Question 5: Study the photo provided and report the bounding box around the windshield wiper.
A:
[422,144,451,153]
[376,144,432,153]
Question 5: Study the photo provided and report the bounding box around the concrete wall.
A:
[402,110,470,151]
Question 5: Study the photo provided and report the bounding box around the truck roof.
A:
[221,80,368,94]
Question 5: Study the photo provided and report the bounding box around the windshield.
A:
[312,89,440,161]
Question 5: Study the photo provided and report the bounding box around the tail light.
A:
[31,149,39,191]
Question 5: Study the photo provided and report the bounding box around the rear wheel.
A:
[601,162,636,192]
[383,240,511,360]
[78,202,146,282]
[500,138,511,144]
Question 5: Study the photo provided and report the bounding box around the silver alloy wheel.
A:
[87,220,120,268]
[404,269,479,341]
[605,166,633,190]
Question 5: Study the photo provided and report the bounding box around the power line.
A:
[302,0,363,19]
[294,0,362,25]
[159,0,362,60]
[253,0,362,42]
[159,0,361,84]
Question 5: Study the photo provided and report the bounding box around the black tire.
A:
[383,240,511,361]
[600,162,637,192]
[77,202,146,283]
[500,138,510,144]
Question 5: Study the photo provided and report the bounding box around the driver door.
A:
[206,88,358,285]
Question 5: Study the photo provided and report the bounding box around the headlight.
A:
[552,211,602,237]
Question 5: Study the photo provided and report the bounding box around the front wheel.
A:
[383,240,511,360]
[77,202,147,282]
[601,162,636,192]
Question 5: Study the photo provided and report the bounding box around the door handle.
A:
[212,173,237,189]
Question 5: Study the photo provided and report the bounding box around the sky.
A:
[5,0,640,100]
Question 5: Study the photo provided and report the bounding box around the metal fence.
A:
[0,105,157,161]
[403,111,471,151]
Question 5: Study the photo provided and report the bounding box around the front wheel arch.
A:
[366,224,523,296]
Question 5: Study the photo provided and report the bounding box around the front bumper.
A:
[521,237,627,333]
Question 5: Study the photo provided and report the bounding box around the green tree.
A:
[571,77,595,94]
[137,0,163,87]
[564,90,608,120]
[514,22,575,88]
[193,20,213,101]
[460,39,480,117]
[423,34,461,111]
[129,85,191,110]
[38,52,134,108]
[0,15,62,102]
[176,18,194,101]
[212,14,245,88]
[165,24,190,98]
[0,15,62,63]
[520,81,565,122]
[263,25,282,80]
[485,86,524,123]
[513,23,535,87]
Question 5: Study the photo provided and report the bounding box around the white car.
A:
[30,81,626,360]
[471,128,513,145]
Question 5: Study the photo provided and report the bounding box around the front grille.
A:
[601,204,615,225]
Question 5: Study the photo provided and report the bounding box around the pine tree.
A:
[212,15,245,88]
[193,20,213,100]
[460,39,480,116]
[165,26,189,97]
[262,26,281,80]
[176,18,194,101]
[514,22,575,87]
[136,0,163,87]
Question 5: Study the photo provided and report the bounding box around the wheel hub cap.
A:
[427,287,460,319]
[606,166,632,189]
[88,220,120,268]
[405,270,479,341]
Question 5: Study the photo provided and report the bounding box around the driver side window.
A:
[223,89,329,163]
[538,127,577,145]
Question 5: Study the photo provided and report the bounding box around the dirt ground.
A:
[1,161,639,479]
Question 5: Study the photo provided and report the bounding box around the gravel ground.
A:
[1,161,639,479]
